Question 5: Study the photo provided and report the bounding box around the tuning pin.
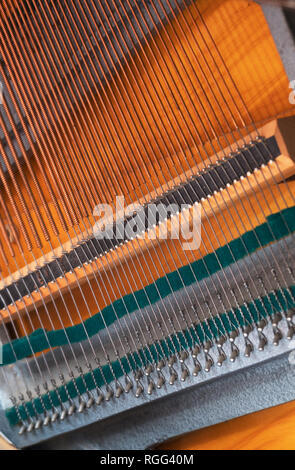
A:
[145,364,153,376]
[272,313,282,327]
[286,310,295,322]
[258,331,267,351]
[217,335,227,346]
[115,383,124,398]
[287,321,295,340]
[179,350,188,363]
[86,395,94,408]
[273,326,282,346]
[204,353,213,372]
[169,368,177,385]
[257,319,267,332]
[243,325,253,338]
[51,411,59,423]
[134,369,143,381]
[96,392,104,406]
[18,424,27,435]
[168,355,176,367]
[105,386,114,401]
[156,360,165,371]
[135,382,144,398]
[229,330,239,343]
[78,400,86,413]
[157,373,165,389]
[60,408,67,421]
[193,359,202,377]
[34,419,42,430]
[181,365,189,382]
[204,340,212,353]
[68,403,76,416]
[192,345,200,359]
[125,377,133,393]
[217,347,226,366]
[244,338,254,357]
[147,379,155,395]
[43,415,51,426]
[230,343,239,362]
[27,421,35,433]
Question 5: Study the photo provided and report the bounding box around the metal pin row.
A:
[14,308,295,435]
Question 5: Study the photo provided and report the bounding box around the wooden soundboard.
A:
[0,0,294,450]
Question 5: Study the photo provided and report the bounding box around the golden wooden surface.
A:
[0,436,16,451]
[1,0,294,273]
[0,0,294,450]
[160,400,295,450]
[0,0,294,337]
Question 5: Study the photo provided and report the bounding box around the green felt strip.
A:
[2,205,295,367]
[6,283,295,426]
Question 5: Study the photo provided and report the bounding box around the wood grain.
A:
[1,0,294,277]
[0,435,16,451]
[0,0,294,334]
[0,0,294,449]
